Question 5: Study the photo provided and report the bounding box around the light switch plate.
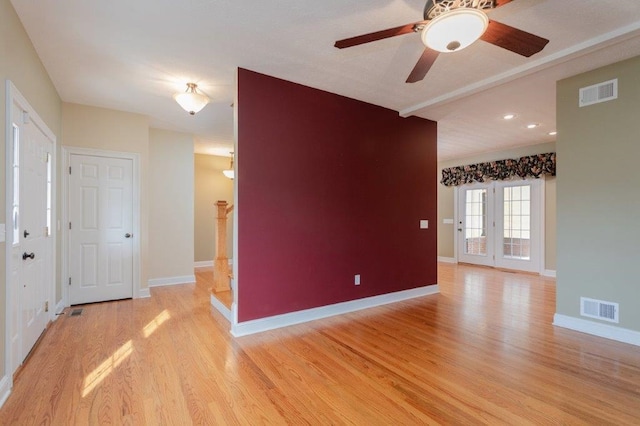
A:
[420,220,429,229]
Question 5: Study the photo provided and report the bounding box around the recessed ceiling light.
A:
[527,123,539,129]
[503,114,516,120]
[548,131,557,136]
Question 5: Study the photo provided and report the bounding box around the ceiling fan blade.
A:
[406,48,439,83]
[335,21,427,49]
[480,20,549,57]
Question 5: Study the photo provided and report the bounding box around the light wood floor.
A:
[1,263,639,425]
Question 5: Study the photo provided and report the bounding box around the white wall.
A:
[149,129,195,283]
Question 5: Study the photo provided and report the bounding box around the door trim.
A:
[61,147,141,307]
[4,80,57,383]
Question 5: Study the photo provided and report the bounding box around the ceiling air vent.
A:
[580,297,619,323]
[579,79,617,107]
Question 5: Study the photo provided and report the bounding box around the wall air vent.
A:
[579,79,618,107]
[580,297,619,323]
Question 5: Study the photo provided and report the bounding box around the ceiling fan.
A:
[334,0,549,83]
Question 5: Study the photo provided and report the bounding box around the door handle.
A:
[457,228,462,232]
[125,233,133,238]
[23,229,30,238]
[22,252,35,260]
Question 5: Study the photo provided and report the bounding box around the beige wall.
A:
[437,142,557,271]
[556,56,640,332]
[194,154,234,262]
[0,0,62,379]
[62,103,150,290]
[149,129,195,280]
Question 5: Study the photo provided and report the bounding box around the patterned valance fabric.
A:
[441,152,556,187]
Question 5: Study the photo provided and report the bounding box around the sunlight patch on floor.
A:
[143,309,171,338]
[82,340,133,397]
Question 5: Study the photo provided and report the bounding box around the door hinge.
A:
[69,222,72,230]
[45,301,49,312]
[45,226,49,237]
[68,277,72,286]
[69,166,72,175]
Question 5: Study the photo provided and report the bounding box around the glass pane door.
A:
[495,181,540,272]
[456,180,542,273]
[458,185,494,266]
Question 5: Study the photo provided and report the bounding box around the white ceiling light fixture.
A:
[174,83,209,115]
[421,7,489,53]
[222,152,234,179]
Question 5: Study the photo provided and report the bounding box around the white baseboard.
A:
[138,287,151,298]
[553,314,640,347]
[0,375,11,409]
[210,294,232,322]
[195,259,233,269]
[231,285,440,337]
[148,275,196,288]
[542,269,557,278]
[55,299,65,317]
[437,256,457,264]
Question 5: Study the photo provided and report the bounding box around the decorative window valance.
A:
[441,152,556,187]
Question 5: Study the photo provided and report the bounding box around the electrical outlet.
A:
[354,274,360,285]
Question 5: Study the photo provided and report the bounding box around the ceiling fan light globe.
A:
[421,8,489,53]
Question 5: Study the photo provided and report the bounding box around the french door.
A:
[457,179,542,273]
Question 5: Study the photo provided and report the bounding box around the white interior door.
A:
[69,154,134,304]
[8,98,54,367]
[457,180,542,273]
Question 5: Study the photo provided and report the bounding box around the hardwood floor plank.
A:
[0,263,638,424]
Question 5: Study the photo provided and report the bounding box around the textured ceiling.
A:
[11,0,640,160]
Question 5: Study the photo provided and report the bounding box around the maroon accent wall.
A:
[237,68,437,322]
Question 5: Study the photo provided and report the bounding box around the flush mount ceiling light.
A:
[421,7,489,53]
[222,152,234,179]
[174,83,209,115]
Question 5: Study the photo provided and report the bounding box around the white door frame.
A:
[62,147,141,307]
[4,80,57,385]
[454,177,546,274]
